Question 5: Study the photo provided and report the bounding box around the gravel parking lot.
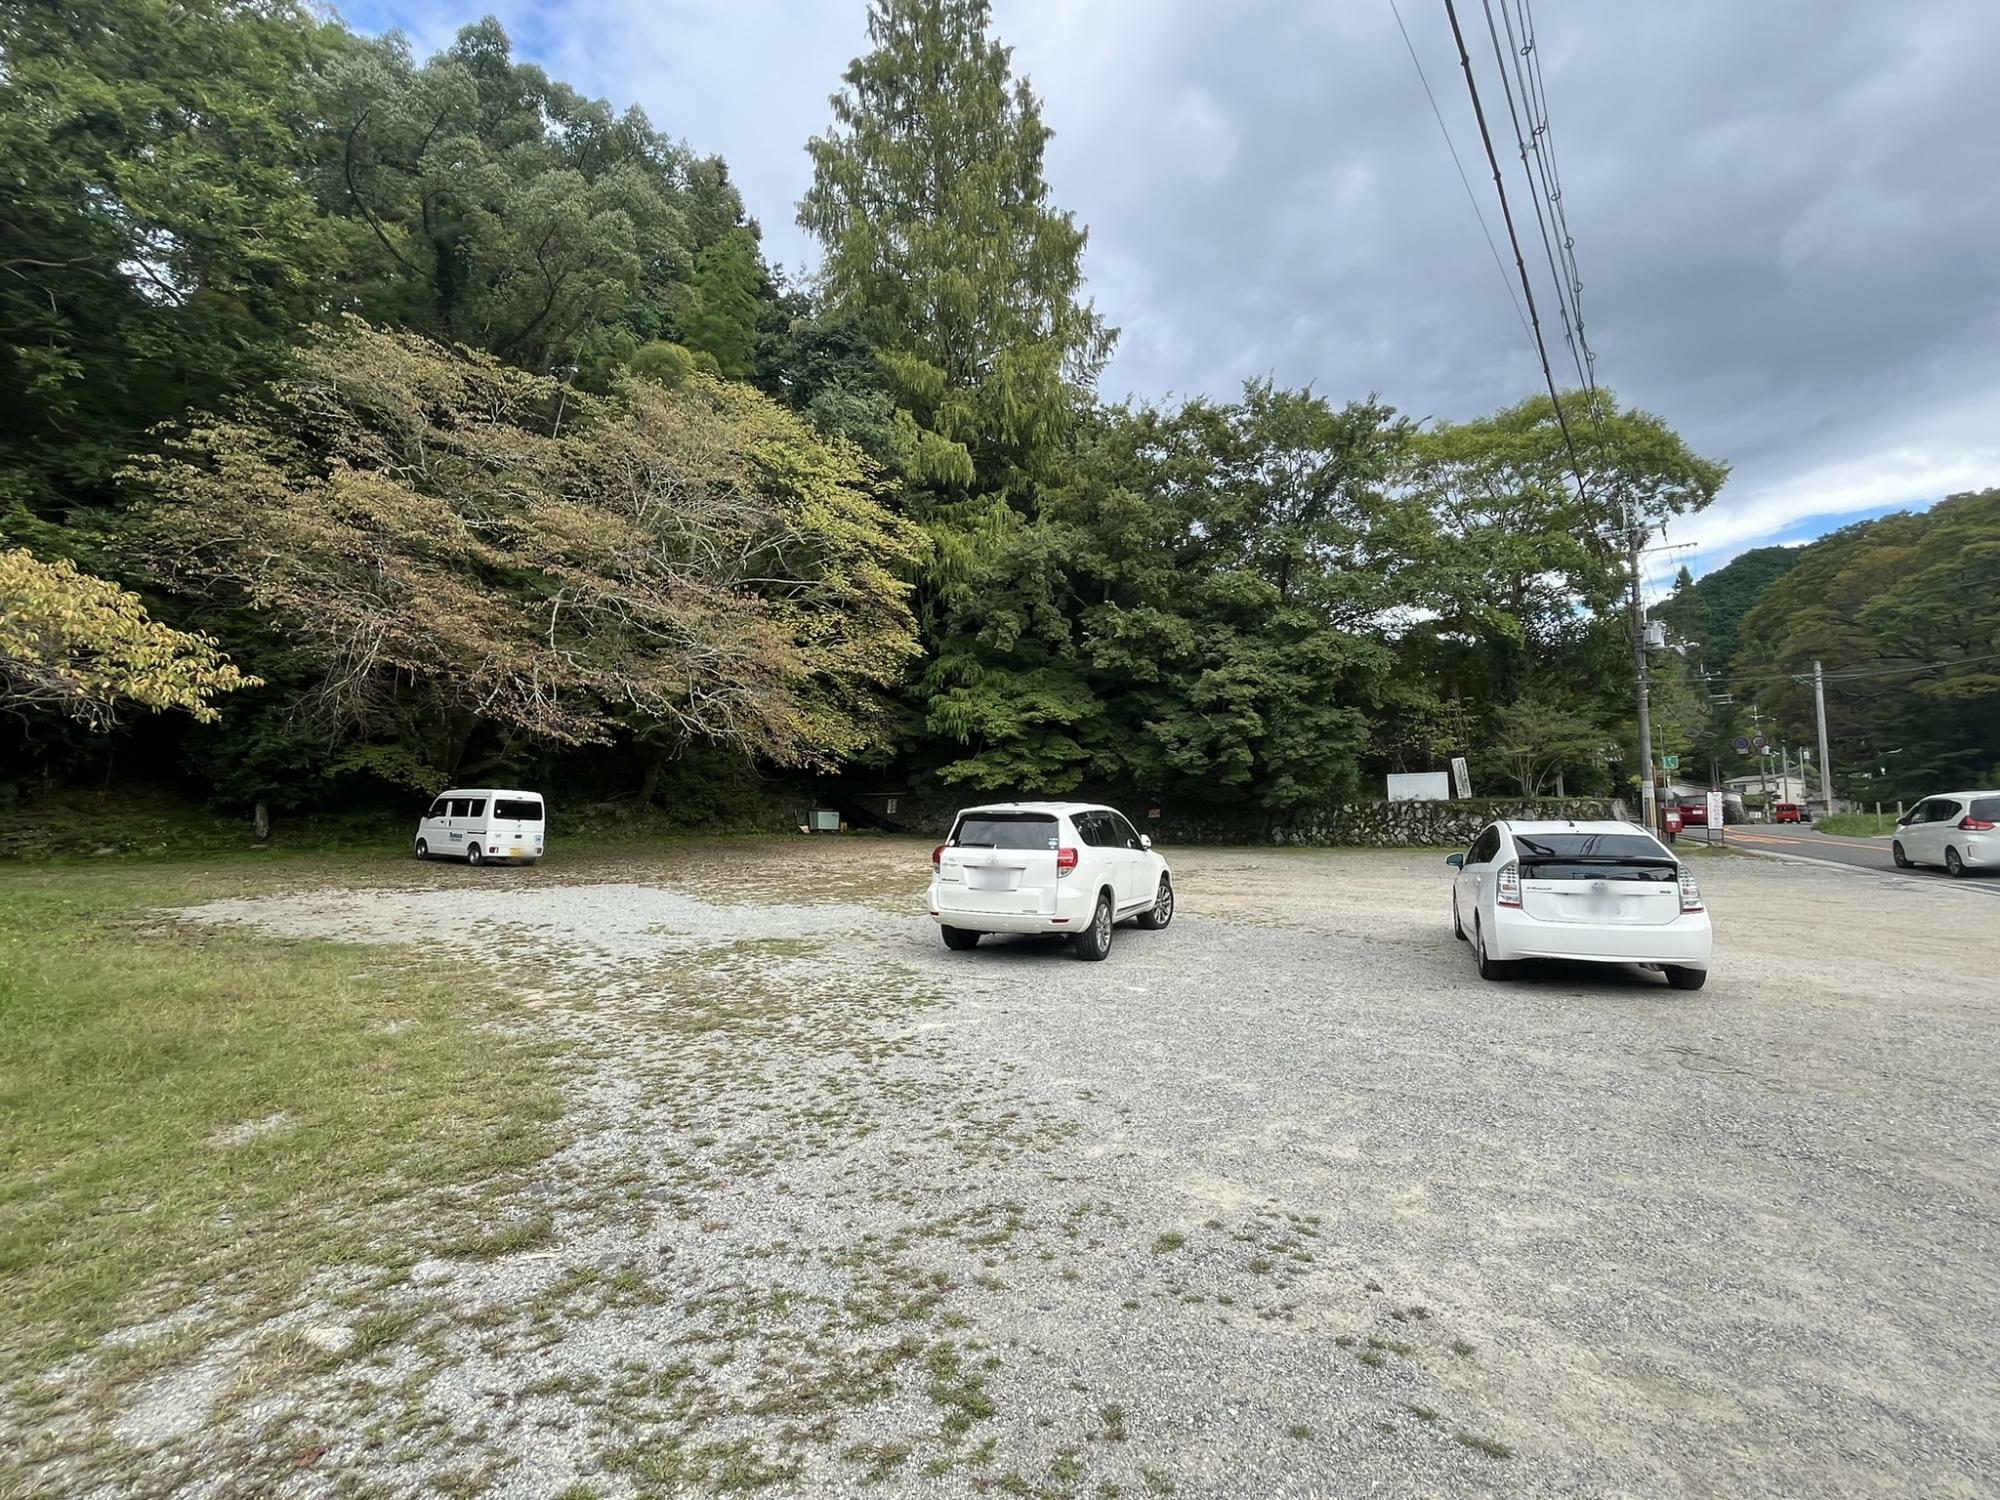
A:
[53,841,2000,1498]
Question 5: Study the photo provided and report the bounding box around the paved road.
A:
[1725,823,2000,896]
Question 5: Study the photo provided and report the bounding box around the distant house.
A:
[1725,773,1810,803]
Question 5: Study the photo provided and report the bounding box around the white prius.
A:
[414,788,546,866]
[1447,819,1712,990]
[928,802,1174,961]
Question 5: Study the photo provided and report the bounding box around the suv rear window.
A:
[951,812,1059,850]
[493,799,543,821]
[1510,830,1677,882]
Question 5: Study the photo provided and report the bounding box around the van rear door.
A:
[935,811,1063,919]
[488,796,545,859]
[1510,831,1682,927]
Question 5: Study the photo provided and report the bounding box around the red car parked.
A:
[1774,802,1805,824]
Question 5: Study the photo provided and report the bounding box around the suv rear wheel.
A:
[940,925,980,951]
[1075,893,1115,961]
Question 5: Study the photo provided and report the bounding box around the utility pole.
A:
[1813,660,1835,814]
[1625,505,1656,831]
[1747,703,1771,814]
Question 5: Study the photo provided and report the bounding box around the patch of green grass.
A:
[1139,1468,1176,1496]
[1401,1402,1439,1424]
[1816,812,1897,837]
[1097,1402,1127,1442]
[924,1341,996,1440]
[1285,1423,1312,1440]
[0,859,565,1374]
[436,1213,556,1260]
[1450,1338,1476,1358]
[1454,1430,1514,1460]
[1150,1232,1186,1255]
[349,1305,426,1359]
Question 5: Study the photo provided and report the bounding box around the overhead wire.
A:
[1385,0,1533,342]
[1516,0,1594,395]
[1438,0,1592,508]
[1695,652,2000,692]
[1487,0,1590,397]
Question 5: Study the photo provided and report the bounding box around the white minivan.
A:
[414,788,545,865]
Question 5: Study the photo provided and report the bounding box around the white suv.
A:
[929,802,1174,960]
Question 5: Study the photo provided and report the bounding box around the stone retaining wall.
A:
[1152,797,1624,848]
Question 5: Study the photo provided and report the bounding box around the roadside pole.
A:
[1626,507,1656,833]
[1813,660,1836,814]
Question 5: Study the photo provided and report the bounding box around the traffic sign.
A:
[1733,736,1749,753]
[1752,734,1767,749]
[1662,755,1680,770]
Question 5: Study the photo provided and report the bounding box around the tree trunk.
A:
[638,748,668,808]
[253,800,271,841]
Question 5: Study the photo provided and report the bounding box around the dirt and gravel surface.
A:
[29,841,2000,1498]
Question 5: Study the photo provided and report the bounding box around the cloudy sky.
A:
[342,0,2000,581]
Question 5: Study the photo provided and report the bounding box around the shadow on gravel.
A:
[1488,957,1696,992]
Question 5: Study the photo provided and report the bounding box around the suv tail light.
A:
[1056,847,1078,877]
[1958,816,1996,831]
[932,843,946,868]
[1678,865,1704,913]
[1495,860,1521,907]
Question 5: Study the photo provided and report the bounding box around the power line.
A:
[1488,0,1591,397]
[1515,0,1595,395]
[1696,651,2000,692]
[1385,0,1532,342]
[1438,0,1591,508]
[1481,0,1588,395]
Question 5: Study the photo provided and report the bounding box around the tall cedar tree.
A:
[682,227,765,380]
[799,0,1115,791]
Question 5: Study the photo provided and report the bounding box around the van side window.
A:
[466,799,486,817]
[428,798,450,818]
[449,798,472,817]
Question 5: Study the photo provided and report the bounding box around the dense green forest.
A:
[2,0,1992,829]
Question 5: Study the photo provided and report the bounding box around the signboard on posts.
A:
[1707,789,1725,842]
[1450,756,1471,798]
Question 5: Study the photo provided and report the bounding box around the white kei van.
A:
[414,788,545,865]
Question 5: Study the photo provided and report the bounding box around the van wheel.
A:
[415,840,429,861]
[466,845,484,866]
[1665,966,1708,991]
[1137,875,1174,930]
[1892,841,1910,868]
[1075,893,1115,961]
[940,925,980,951]
[1946,848,1966,878]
